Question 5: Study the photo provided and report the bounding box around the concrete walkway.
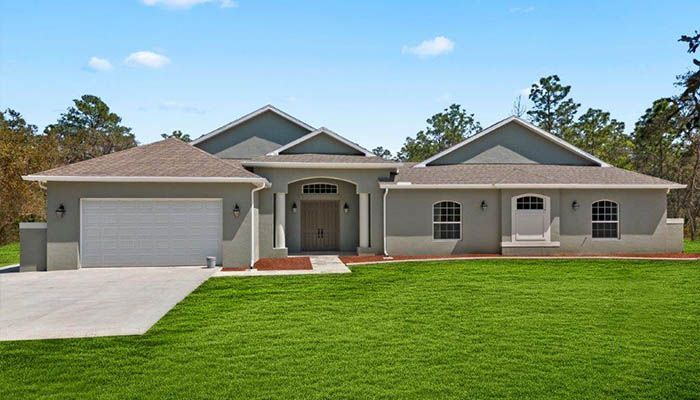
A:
[213,255,351,277]
[0,267,215,341]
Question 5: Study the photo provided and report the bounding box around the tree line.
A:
[0,95,188,243]
[375,31,700,238]
[1,31,698,244]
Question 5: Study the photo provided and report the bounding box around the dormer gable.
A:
[268,127,372,156]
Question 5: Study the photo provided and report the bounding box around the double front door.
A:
[301,200,339,252]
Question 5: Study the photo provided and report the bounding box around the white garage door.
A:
[81,199,223,267]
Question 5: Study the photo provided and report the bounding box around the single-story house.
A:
[20,105,686,270]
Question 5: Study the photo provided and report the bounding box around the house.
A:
[20,105,686,270]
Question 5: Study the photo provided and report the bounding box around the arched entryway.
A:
[281,177,362,253]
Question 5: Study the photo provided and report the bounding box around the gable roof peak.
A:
[414,115,610,168]
[267,125,373,156]
[191,104,315,145]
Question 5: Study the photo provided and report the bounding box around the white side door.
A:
[512,195,550,242]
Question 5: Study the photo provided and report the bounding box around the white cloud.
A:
[402,36,455,57]
[141,0,237,9]
[87,56,112,72]
[518,87,531,97]
[160,100,205,114]
[509,6,535,13]
[124,51,171,69]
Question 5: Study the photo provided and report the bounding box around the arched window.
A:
[516,196,545,210]
[433,201,461,240]
[592,200,619,239]
[302,183,338,194]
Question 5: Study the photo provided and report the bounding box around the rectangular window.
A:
[433,201,461,240]
[302,183,338,194]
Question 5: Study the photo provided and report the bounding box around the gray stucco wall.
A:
[194,111,312,158]
[430,122,597,166]
[285,179,359,252]
[45,182,255,270]
[281,134,363,155]
[252,167,393,256]
[20,223,47,272]
[558,189,669,254]
[386,188,676,256]
[385,189,501,255]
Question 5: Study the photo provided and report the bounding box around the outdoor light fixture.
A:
[233,203,241,218]
[572,200,580,210]
[291,202,298,213]
[343,203,350,214]
[55,204,66,218]
[480,200,488,211]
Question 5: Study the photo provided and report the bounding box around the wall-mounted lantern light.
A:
[572,200,580,210]
[233,203,241,218]
[291,202,298,214]
[55,204,66,218]
[343,203,350,214]
[480,200,488,211]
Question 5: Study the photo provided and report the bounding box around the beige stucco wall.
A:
[45,181,255,270]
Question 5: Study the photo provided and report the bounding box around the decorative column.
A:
[359,193,369,248]
[275,192,286,248]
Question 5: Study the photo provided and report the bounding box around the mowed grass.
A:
[1,260,699,399]
[684,239,700,253]
[0,242,19,267]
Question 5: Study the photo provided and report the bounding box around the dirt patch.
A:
[254,257,313,270]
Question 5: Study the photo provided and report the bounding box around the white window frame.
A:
[511,193,551,242]
[301,182,339,195]
[432,200,462,241]
[591,199,620,240]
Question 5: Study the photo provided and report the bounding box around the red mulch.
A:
[254,257,313,270]
[340,252,698,264]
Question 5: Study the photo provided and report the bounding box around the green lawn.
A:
[684,239,700,253]
[0,242,19,267]
[1,260,699,399]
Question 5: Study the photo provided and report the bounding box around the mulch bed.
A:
[340,252,699,265]
[254,257,313,270]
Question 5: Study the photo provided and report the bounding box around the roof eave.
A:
[379,183,686,189]
[241,161,402,169]
[22,175,269,184]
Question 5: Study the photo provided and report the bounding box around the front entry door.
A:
[301,200,339,251]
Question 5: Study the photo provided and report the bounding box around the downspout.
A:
[250,181,269,268]
[382,187,389,256]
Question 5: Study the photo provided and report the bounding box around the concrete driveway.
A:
[0,267,216,341]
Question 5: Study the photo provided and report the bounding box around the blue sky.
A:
[1,1,698,153]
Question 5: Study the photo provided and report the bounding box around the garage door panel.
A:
[81,199,223,267]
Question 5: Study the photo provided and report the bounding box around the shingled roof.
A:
[24,138,266,182]
[381,164,684,189]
